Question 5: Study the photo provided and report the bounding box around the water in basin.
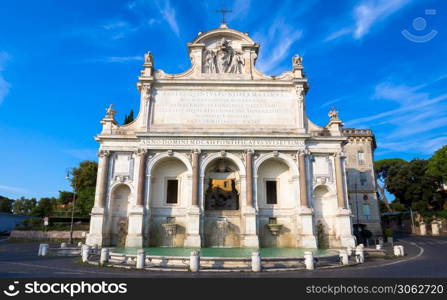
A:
[111,247,335,258]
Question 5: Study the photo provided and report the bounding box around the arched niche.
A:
[109,184,131,247]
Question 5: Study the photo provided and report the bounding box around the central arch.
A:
[200,152,245,247]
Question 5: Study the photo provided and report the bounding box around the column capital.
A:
[135,148,148,157]
[246,149,254,155]
[297,148,310,156]
[191,148,201,154]
[98,150,111,158]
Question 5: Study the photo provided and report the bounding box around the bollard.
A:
[393,245,401,256]
[136,249,145,269]
[82,245,90,262]
[420,223,427,236]
[251,251,261,272]
[346,246,353,256]
[60,242,67,248]
[304,251,314,270]
[41,244,49,256]
[190,250,200,272]
[355,246,364,263]
[339,250,349,266]
[376,244,382,250]
[398,245,405,256]
[100,248,109,265]
[432,222,440,236]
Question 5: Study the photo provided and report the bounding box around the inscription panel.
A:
[151,89,298,127]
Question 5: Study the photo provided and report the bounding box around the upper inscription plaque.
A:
[151,89,298,128]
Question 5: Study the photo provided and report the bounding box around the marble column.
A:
[246,150,254,207]
[243,149,258,248]
[136,150,146,206]
[298,152,308,207]
[334,152,346,209]
[297,150,317,248]
[95,150,111,208]
[185,149,201,247]
[333,152,356,248]
[126,150,146,248]
[191,150,199,206]
[86,150,110,246]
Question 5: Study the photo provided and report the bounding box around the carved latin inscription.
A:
[151,89,297,127]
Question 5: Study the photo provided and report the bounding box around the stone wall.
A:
[10,230,88,240]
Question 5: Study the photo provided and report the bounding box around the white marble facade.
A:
[86,24,380,249]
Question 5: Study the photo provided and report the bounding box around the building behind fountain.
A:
[86,23,382,249]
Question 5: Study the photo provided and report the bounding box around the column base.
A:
[86,233,110,247]
[126,206,144,248]
[243,235,259,248]
[243,206,259,248]
[86,207,108,246]
[339,235,356,248]
[125,234,144,248]
[299,235,318,248]
[184,234,201,248]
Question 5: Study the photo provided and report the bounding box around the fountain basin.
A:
[266,223,283,236]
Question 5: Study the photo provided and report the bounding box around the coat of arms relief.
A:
[203,38,245,74]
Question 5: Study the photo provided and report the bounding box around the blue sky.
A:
[0,0,446,200]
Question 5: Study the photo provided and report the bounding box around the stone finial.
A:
[292,54,303,68]
[105,104,116,119]
[325,107,343,136]
[144,51,153,66]
[100,105,118,134]
[142,51,154,77]
[328,107,340,122]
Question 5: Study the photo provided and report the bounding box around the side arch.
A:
[147,151,193,176]
[254,152,299,176]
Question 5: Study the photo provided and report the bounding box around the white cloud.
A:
[254,20,303,74]
[0,51,11,104]
[227,0,252,23]
[353,0,412,39]
[346,78,447,156]
[324,0,413,42]
[324,27,352,42]
[0,185,29,194]
[102,56,143,63]
[160,0,179,37]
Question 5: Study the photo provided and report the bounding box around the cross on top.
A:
[215,7,232,25]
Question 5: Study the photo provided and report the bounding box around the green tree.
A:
[374,159,407,212]
[69,160,98,216]
[427,145,447,185]
[58,191,74,206]
[12,197,37,215]
[31,197,57,217]
[0,195,13,213]
[123,109,134,125]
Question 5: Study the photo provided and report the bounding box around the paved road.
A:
[0,235,446,277]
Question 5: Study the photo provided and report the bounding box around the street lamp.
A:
[65,168,77,245]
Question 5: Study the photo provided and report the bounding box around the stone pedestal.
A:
[420,222,427,236]
[297,207,317,248]
[86,207,108,246]
[243,206,259,248]
[335,208,356,248]
[184,206,202,247]
[125,206,144,248]
[431,221,440,236]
